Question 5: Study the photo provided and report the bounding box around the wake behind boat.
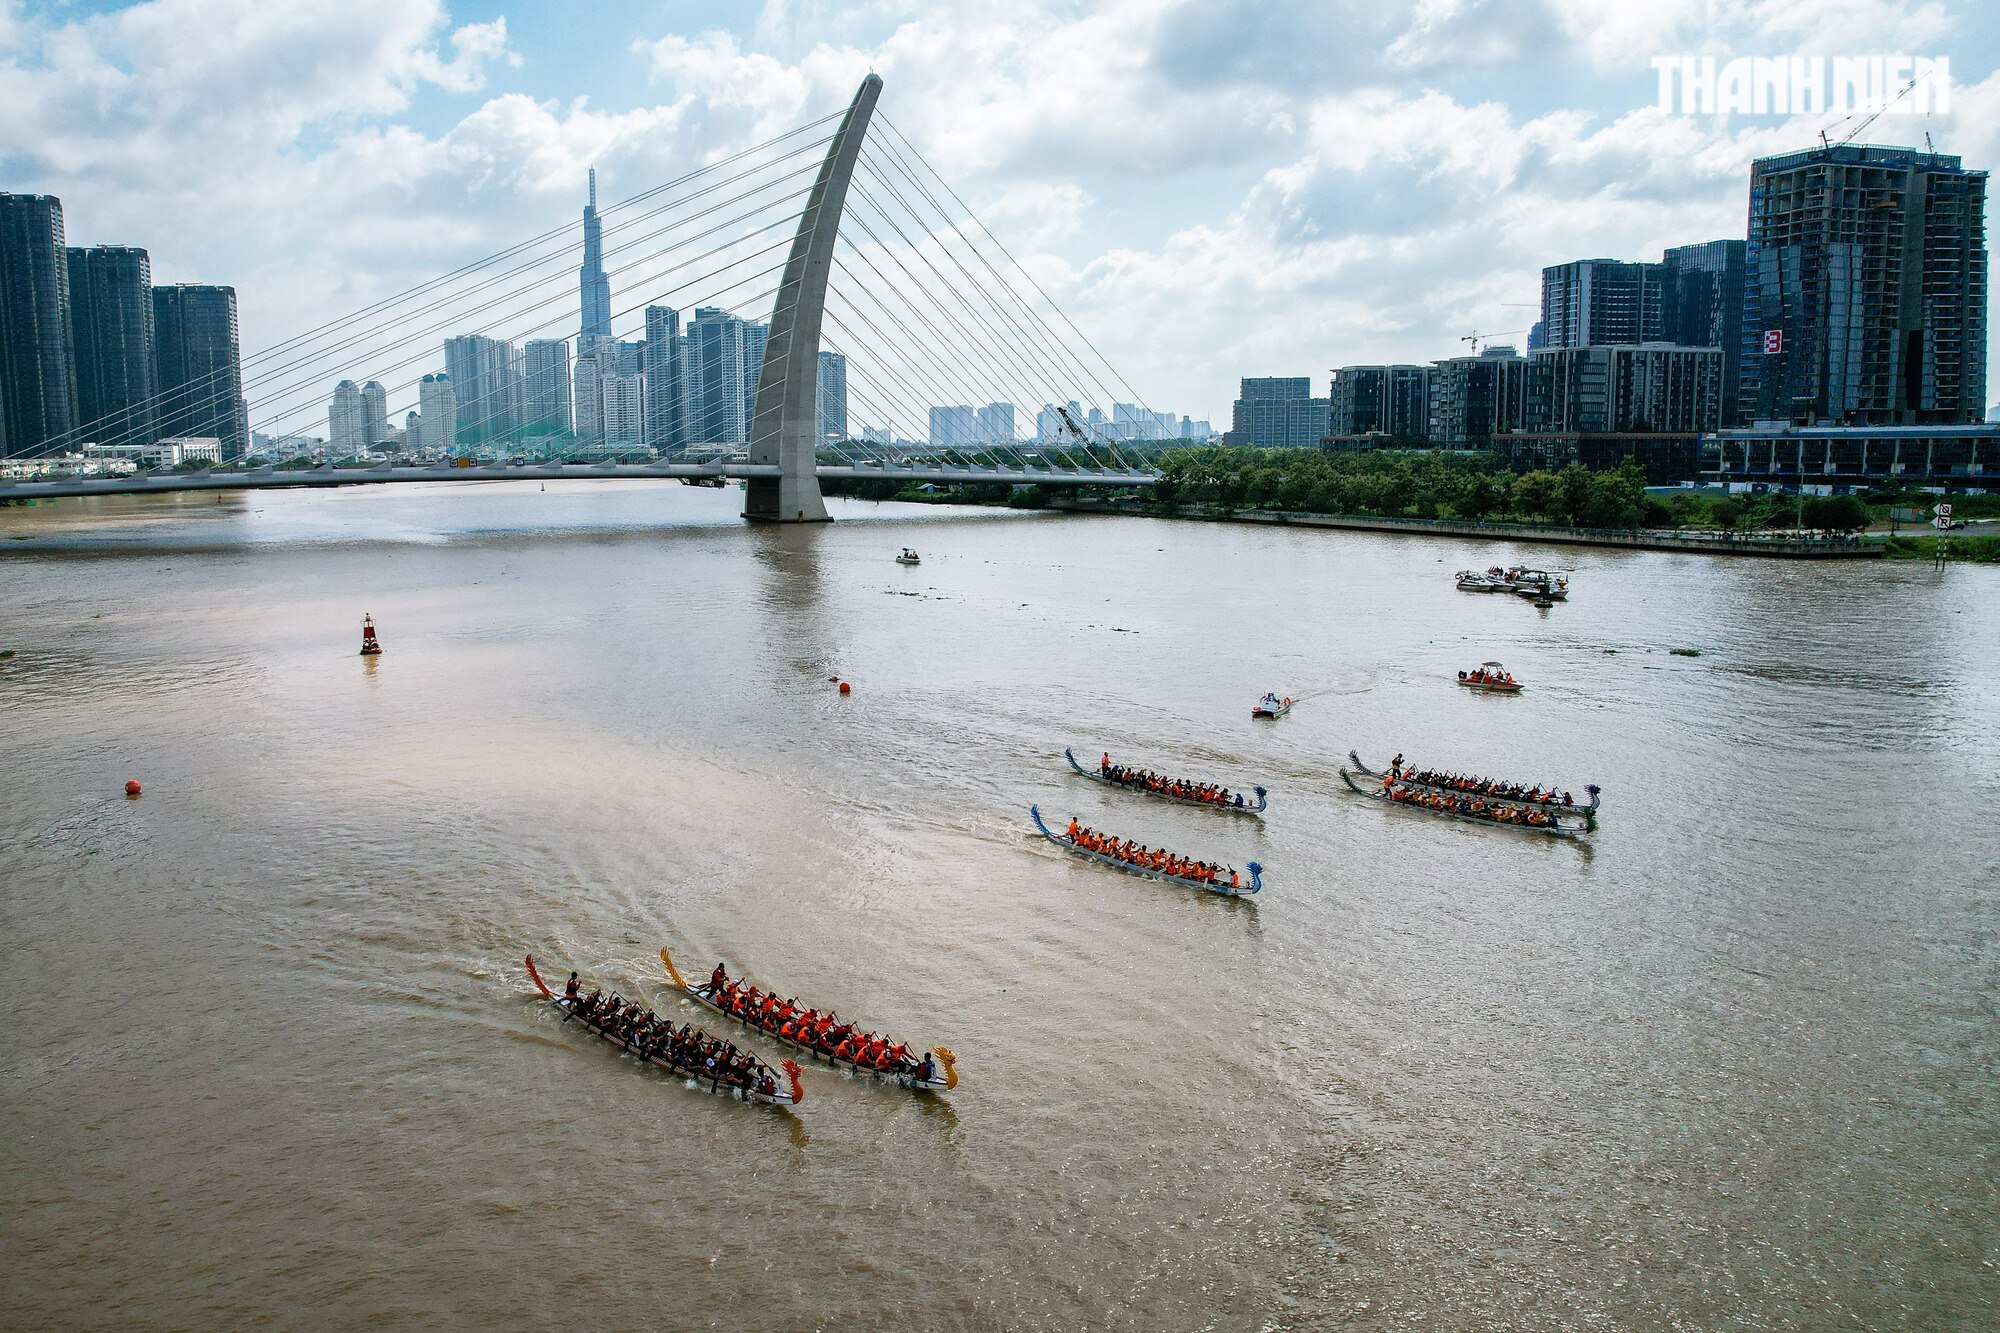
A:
[1030,805,1261,896]
[1347,752,1600,820]
[1065,748,1267,814]
[524,955,803,1105]
[660,948,957,1093]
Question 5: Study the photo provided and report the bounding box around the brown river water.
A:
[2,481,1996,1330]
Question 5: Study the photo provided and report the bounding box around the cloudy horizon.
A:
[5,0,1995,430]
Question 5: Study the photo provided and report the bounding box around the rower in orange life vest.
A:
[708,961,728,994]
[564,971,580,1002]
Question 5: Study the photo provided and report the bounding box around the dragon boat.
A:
[1029,805,1261,896]
[1064,748,1267,815]
[524,955,803,1105]
[1337,767,1593,838]
[1346,752,1600,820]
[658,948,956,1092]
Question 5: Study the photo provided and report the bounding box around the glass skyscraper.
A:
[152,283,247,459]
[0,193,78,457]
[1744,144,1988,426]
[67,245,158,448]
[580,169,612,344]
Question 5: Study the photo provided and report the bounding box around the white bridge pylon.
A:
[742,74,880,522]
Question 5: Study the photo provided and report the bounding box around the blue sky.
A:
[4,0,1996,428]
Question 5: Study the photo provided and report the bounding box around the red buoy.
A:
[838,681,851,695]
[124,780,142,797]
[359,613,383,657]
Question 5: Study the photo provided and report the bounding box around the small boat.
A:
[1346,751,1600,822]
[1337,768,1590,838]
[359,613,383,656]
[1029,805,1261,896]
[523,955,804,1105]
[1455,571,1507,592]
[658,948,956,1093]
[895,548,921,566]
[1064,748,1267,814]
[1251,693,1292,719]
[1456,661,1522,693]
[1500,567,1568,600]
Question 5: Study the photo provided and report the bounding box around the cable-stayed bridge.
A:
[2,76,1163,517]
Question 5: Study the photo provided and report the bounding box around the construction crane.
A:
[1818,71,1929,150]
[1461,330,1528,355]
[1054,405,1104,466]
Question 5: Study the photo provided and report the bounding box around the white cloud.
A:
[2,0,1991,428]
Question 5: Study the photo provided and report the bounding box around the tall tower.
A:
[1743,144,1988,426]
[580,168,613,344]
[67,245,158,448]
[152,284,247,459]
[0,193,78,457]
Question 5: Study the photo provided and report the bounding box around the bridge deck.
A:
[0,461,1158,502]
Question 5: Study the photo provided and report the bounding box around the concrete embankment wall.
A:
[1048,501,1884,559]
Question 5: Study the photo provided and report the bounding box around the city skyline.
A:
[4,1,1995,427]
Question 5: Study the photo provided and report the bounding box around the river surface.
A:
[2,481,1996,1330]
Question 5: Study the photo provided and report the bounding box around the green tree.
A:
[1512,470,1560,521]
[1800,494,1870,534]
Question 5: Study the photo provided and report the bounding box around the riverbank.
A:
[1047,497,1885,558]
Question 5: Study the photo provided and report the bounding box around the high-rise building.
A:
[643,307,683,452]
[1540,259,1672,349]
[929,404,977,446]
[1330,365,1430,441]
[444,334,520,446]
[1427,352,1532,445]
[580,168,612,344]
[418,373,457,453]
[571,334,618,448]
[687,308,753,444]
[816,350,848,442]
[740,322,769,437]
[600,372,646,451]
[329,380,366,451]
[976,401,1014,444]
[360,380,388,448]
[66,245,156,448]
[1228,377,1329,447]
[152,284,246,459]
[1742,144,1988,426]
[0,193,77,457]
[521,339,572,438]
[1661,240,1747,426]
[1528,345,1723,434]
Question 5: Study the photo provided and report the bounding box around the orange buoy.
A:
[124,780,142,797]
[838,681,851,695]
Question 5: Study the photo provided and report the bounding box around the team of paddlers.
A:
[1098,753,1249,808]
[1064,818,1241,887]
[1384,755,1576,806]
[561,971,783,1097]
[1384,783,1562,827]
[700,964,941,1084]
